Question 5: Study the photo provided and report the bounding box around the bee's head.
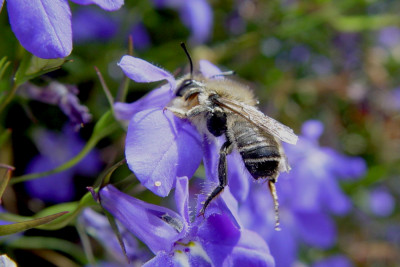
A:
[175,78,204,97]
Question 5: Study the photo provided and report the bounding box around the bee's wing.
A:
[216,98,298,145]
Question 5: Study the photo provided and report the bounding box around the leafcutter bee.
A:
[167,44,298,230]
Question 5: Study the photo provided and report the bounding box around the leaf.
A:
[331,15,400,32]
[14,53,68,86]
[7,236,87,264]
[0,211,68,236]
[0,164,14,201]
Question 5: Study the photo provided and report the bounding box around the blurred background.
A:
[0,0,399,266]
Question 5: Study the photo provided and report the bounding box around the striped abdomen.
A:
[228,117,281,180]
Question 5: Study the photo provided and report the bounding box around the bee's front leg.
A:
[164,106,188,118]
[199,140,233,216]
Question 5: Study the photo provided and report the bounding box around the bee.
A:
[167,44,298,230]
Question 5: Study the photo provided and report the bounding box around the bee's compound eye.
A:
[175,79,193,96]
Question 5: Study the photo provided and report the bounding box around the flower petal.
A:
[143,251,174,267]
[198,214,274,267]
[175,177,190,224]
[69,0,124,11]
[100,185,185,254]
[118,56,176,90]
[312,254,353,267]
[268,227,298,267]
[199,60,222,78]
[25,156,75,202]
[80,209,151,263]
[7,0,72,59]
[294,211,336,248]
[125,109,202,196]
[114,85,174,121]
[72,6,119,43]
[180,0,213,44]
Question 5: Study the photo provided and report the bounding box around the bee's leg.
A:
[186,105,212,118]
[164,106,187,118]
[199,140,232,216]
[267,179,281,231]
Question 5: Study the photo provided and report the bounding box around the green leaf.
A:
[10,111,119,184]
[0,211,68,236]
[0,56,11,81]
[7,236,87,265]
[34,191,97,230]
[0,164,14,200]
[0,191,97,231]
[14,53,68,86]
[0,128,12,148]
[331,15,400,32]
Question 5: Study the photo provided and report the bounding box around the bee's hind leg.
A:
[199,140,232,216]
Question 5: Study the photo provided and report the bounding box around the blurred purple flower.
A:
[239,120,367,267]
[312,254,353,267]
[114,56,229,197]
[80,208,151,264]
[369,187,395,217]
[25,126,101,203]
[333,33,361,70]
[99,176,275,266]
[378,27,400,48]
[5,0,124,59]
[19,81,92,129]
[153,0,213,44]
[290,45,310,63]
[72,6,119,43]
[129,22,151,51]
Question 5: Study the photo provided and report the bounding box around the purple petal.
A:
[175,177,190,224]
[69,0,124,11]
[198,214,274,267]
[118,56,176,90]
[294,211,336,248]
[7,0,72,58]
[369,188,395,217]
[143,251,174,267]
[80,209,151,263]
[125,109,202,196]
[114,85,174,121]
[25,157,75,202]
[72,7,119,43]
[301,120,324,141]
[319,177,352,215]
[199,60,222,78]
[129,23,151,50]
[180,0,213,44]
[100,185,185,254]
[268,227,298,267]
[226,150,250,202]
[313,254,353,267]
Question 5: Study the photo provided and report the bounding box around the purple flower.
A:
[72,6,119,43]
[19,81,92,129]
[153,0,213,44]
[5,0,124,59]
[80,208,151,264]
[239,120,367,267]
[99,176,275,266]
[369,187,395,217]
[25,126,101,203]
[115,56,232,198]
[312,254,353,267]
[378,27,400,49]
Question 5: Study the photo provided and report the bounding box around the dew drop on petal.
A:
[155,181,162,187]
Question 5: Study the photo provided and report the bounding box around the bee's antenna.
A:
[268,180,281,231]
[180,42,193,78]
